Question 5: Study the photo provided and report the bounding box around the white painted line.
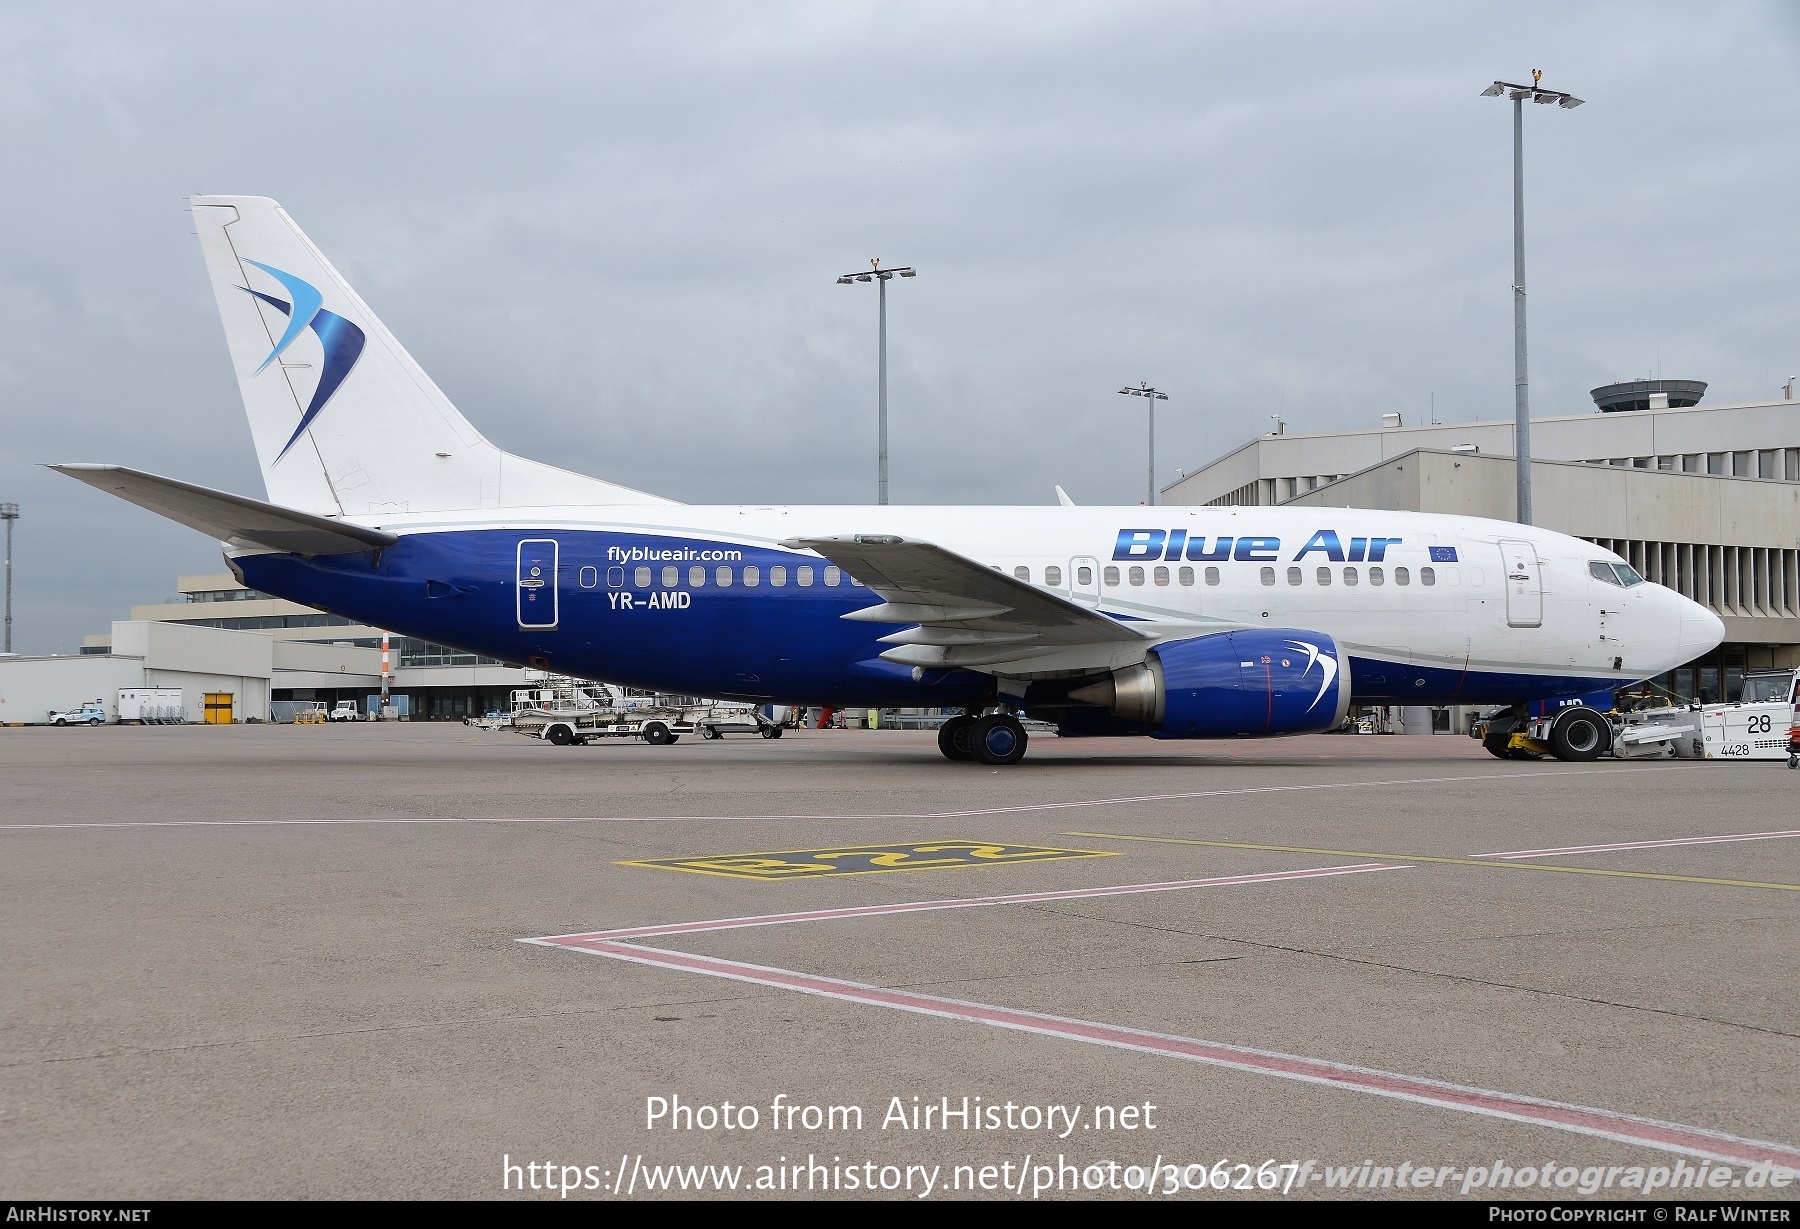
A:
[1474,829,1800,860]
[0,765,1672,831]
[535,863,1407,943]
[538,938,1800,1171]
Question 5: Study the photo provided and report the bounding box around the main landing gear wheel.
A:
[937,714,976,762]
[760,724,783,739]
[1549,707,1611,762]
[642,722,674,746]
[972,714,1028,766]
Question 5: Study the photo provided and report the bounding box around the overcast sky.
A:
[2,1,1796,653]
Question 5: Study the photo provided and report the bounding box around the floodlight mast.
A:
[1,501,17,654]
[835,259,917,505]
[1118,383,1169,505]
[1480,71,1583,526]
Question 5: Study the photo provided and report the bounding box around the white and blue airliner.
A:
[55,197,1725,765]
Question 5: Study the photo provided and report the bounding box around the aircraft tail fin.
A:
[189,196,674,516]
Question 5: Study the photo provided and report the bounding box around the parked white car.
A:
[48,702,107,726]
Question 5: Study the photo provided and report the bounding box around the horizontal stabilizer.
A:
[49,464,396,556]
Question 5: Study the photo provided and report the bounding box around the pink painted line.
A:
[533,862,1405,943]
[538,938,1800,1170]
[1475,829,1800,860]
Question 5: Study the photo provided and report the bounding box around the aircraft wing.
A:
[50,464,397,556]
[784,534,1145,669]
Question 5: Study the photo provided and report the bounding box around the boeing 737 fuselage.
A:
[54,197,1725,765]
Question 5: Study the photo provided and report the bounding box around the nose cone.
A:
[1678,598,1726,658]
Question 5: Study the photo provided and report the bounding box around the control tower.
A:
[1589,379,1708,413]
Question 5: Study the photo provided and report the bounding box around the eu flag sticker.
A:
[1429,546,1459,562]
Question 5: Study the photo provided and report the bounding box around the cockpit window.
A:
[1612,563,1645,587]
[1588,561,1623,586]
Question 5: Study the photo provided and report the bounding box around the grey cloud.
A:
[0,1,1795,651]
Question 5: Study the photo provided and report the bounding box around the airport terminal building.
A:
[0,571,540,724]
[1163,387,1800,706]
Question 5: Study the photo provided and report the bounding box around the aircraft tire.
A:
[937,715,976,762]
[971,714,1028,766]
[1549,707,1611,762]
[1480,724,1514,760]
[642,722,673,746]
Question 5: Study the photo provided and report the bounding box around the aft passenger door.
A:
[1070,556,1101,606]
[517,538,560,629]
[1498,539,1543,628]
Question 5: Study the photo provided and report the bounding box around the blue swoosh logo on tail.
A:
[238,263,366,462]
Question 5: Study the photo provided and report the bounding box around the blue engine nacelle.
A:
[1070,628,1350,739]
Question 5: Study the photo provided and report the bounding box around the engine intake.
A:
[1068,628,1349,739]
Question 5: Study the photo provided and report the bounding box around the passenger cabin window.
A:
[1177,566,1193,587]
[1014,566,1030,581]
[1394,566,1410,586]
[1317,567,1332,586]
[1104,566,1120,586]
[850,576,864,587]
[1045,565,1062,587]
[1287,566,1302,586]
[1204,567,1220,586]
[1343,567,1358,586]
[824,566,841,587]
[1368,566,1384,586]
[1153,566,1169,587]
[1420,566,1436,586]
[1076,566,1092,585]
[688,565,706,587]
[770,565,787,587]
[1128,566,1145,586]
[743,565,760,587]
[716,565,733,587]
[662,565,678,587]
[607,566,624,588]
[635,566,652,587]
[798,565,814,587]
[1260,567,1276,586]
[579,566,598,588]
